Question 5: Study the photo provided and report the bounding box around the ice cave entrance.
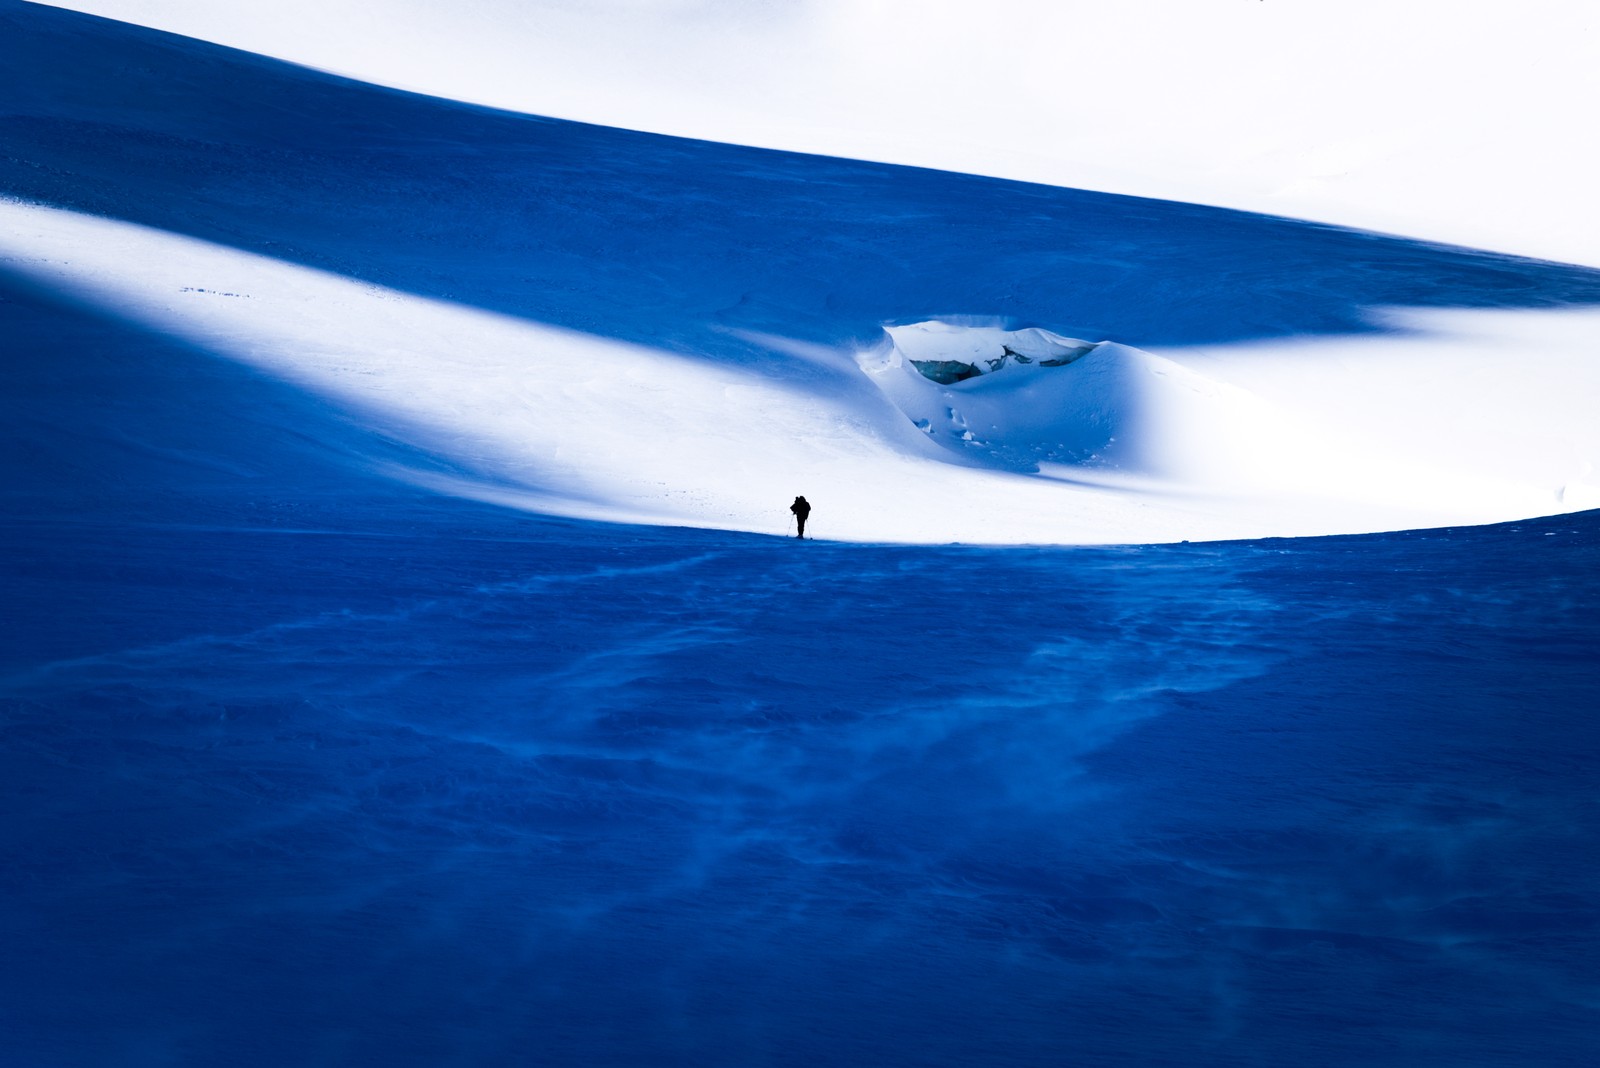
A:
[894,322,1102,384]
[858,320,1145,473]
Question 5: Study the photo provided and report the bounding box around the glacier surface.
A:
[3,4,1598,1065]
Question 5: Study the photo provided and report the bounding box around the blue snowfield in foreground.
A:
[3,262,1598,1064]
[5,497,1598,1067]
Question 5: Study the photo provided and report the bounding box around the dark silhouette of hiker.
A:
[790,496,811,539]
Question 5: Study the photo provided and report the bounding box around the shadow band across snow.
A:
[3,0,1600,374]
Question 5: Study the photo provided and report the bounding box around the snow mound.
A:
[861,321,1292,482]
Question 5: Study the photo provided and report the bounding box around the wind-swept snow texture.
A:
[2,6,1600,1065]
[5,1,1600,544]
[4,303,1599,1065]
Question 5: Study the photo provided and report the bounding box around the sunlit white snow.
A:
[6,199,1595,544]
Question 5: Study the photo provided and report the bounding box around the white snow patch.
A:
[4,199,1598,545]
[862,319,1600,520]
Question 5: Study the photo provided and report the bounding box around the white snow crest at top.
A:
[37,0,1600,265]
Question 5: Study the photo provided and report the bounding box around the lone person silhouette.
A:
[790,495,811,539]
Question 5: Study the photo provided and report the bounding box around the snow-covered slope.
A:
[4,1,1599,544]
[6,8,1600,1061]
[36,0,1600,266]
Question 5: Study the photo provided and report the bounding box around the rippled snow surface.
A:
[5,499,1597,1067]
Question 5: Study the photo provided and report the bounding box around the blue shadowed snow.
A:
[5,500,1599,1066]
[3,3,1600,1065]
[4,0,1600,370]
[4,241,1600,1067]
